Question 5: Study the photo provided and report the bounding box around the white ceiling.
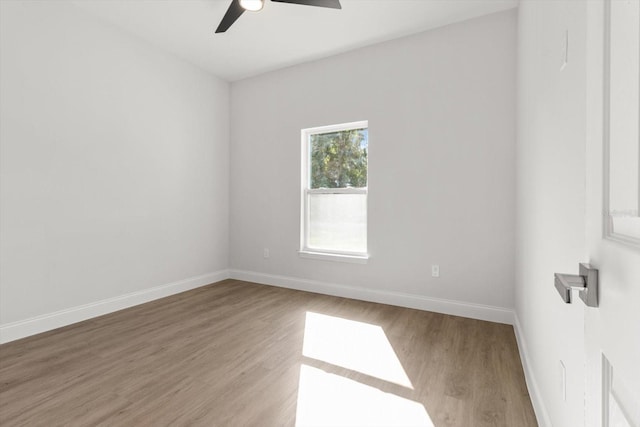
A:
[72,0,518,82]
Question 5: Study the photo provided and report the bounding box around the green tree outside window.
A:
[310,128,368,189]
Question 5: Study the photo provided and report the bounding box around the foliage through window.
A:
[310,129,368,189]
[301,121,368,258]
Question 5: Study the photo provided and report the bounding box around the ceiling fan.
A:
[215,0,342,33]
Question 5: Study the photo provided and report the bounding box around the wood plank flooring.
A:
[0,280,537,426]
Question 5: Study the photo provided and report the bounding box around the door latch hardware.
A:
[554,263,598,307]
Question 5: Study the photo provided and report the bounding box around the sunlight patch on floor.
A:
[302,311,413,388]
[295,364,434,427]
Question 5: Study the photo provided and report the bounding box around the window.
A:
[300,121,368,261]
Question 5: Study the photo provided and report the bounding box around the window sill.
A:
[298,250,369,264]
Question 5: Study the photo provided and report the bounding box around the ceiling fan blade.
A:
[215,0,245,33]
[270,0,341,9]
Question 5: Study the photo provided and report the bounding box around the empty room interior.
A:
[1,0,639,426]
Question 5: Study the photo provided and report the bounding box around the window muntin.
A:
[301,121,368,258]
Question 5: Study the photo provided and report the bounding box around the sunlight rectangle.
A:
[302,312,413,388]
[295,364,433,427]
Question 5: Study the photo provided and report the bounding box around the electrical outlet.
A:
[263,248,270,259]
[431,265,440,278]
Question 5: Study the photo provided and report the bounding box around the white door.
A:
[584,1,640,426]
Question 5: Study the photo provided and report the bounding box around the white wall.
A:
[0,1,229,331]
[229,10,517,317]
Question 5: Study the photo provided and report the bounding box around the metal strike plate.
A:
[554,263,598,307]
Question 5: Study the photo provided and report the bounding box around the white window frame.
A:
[299,120,369,263]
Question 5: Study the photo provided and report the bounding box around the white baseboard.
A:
[229,269,515,325]
[0,269,230,344]
[513,314,551,427]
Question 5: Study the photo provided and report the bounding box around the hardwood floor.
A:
[0,280,537,426]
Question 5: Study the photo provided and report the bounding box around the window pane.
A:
[308,193,367,253]
[310,128,368,189]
